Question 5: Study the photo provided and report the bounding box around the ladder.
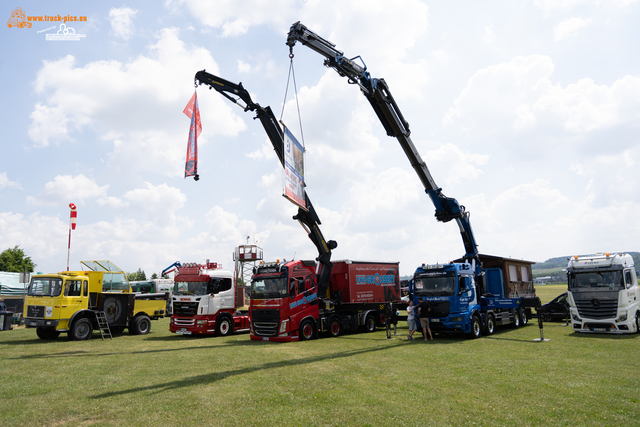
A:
[94,311,112,340]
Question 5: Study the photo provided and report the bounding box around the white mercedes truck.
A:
[567,253,639,334]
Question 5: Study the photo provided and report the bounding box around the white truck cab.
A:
[567,253,639,334]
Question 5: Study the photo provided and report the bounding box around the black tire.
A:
[69,318,93,341]
[36,327,60,340]
[635,312,640,334]
[110,326,125,335]
[215,315,233,336]
[519,308,528,326]
[468,315,481,339]
[103,296,124,324]
[299,319,316,341]
[130,315,151,335]
[362,313,376,333]
[484,314,495,336]
[512,310,521,328]
[328,316,342,338]
[376,311,387,327]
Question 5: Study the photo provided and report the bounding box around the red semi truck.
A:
[250,259,400,341]
[169,262,250,336]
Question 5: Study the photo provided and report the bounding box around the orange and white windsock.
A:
[69,203,77,230]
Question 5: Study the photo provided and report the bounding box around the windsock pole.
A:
[67,203,77,271]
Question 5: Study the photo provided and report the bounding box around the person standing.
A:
[417,297,434,341]
[406,299,417,340]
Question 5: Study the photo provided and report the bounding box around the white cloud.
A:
[109,7,138,41]
[0,172,21,190]
[554,17,593,41]
[29,29,246,175]
[483,24,496,47]
[27,174,109,206]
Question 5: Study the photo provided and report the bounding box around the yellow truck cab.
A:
[24,260,167,340]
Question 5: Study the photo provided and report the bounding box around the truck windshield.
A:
[414,274,455,296]
[174,281,208,296]
[251,277,287,299]
[569,271,624,289]
[28,278,63,297]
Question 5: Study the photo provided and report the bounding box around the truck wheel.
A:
[362,314,376,333]
[635,312,640,333]
[130,315,151,335]
[36,327,60,340]
[484,314,495,336]
[69,318,93,341]
[512,310,521,328]
[299,319,316,341]
[468,315,481,339]
[519,308,528,326]
[215,316,233,336]
[110,326,125,335]
[328,316,342,337]
[376,311,387,327]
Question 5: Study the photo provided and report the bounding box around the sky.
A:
[1,0,640,278]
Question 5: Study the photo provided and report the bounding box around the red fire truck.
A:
[250,259,400,341]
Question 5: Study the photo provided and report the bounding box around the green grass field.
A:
[2,285,638,426]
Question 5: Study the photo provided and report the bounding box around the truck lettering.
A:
[356,274,395,286]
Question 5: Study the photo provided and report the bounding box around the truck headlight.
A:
[197,320,207,325]
[450,317,463,322]
[617,314,627,322]
[279,319,289,333]
[571,313,581,321]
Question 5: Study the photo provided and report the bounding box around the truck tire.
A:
[299,319,316,341]
[69,318,93,341]
[376,311,387,327]
[215,315,233,336]
[362,313,376,333]
[468,315,481,339]
[511,310,521,328]
[36,327,60,340]
[328,316,342,337]
[110,326,125,335]
[130,315,151,335]
[484,314,495,336]
[519,308,528,326]
[635,312,640,333]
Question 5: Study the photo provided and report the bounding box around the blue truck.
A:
[286,23,540,337]
[411,254,537,338]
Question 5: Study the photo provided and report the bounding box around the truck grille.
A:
[174,301,198,316]
[252,309,280,337]
[575,299,617,320]
[27,305,45,319]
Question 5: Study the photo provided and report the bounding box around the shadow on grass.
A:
[90,342,410,399]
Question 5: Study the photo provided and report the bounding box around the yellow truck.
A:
[24,261,167,340]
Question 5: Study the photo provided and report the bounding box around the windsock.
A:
[69,203,77,230]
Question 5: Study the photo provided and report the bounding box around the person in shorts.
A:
[417,297,434,341]
[406,299,417,340]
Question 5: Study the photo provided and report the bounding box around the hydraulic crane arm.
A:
[194,70,337,296]
[286,22,479,264]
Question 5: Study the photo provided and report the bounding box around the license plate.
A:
[29,321,37,327]
[176,328,191,335]
[431,319,440,322]
[593,328,607,332]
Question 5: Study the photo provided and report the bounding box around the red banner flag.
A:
[183,91,202,180]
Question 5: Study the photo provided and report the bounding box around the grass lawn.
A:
[2,302,638,426]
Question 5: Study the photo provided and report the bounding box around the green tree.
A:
[0,245,36,272]
[150,273,158,280]
[126,268,147,282]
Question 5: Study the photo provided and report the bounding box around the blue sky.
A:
[2,0,639,276]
